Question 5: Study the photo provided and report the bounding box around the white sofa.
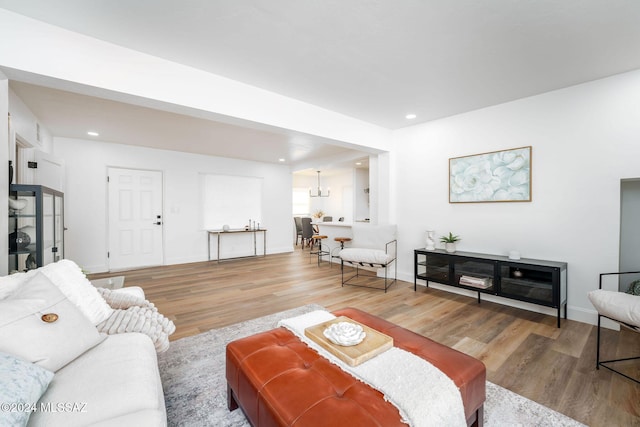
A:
[0,260,167,427]
[28,333,166,427]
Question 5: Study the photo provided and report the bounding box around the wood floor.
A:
[90,250,640,426]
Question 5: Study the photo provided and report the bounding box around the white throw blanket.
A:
[278,310,466,427]
[96,287,176,353]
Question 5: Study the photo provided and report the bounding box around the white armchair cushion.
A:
[341,224,397,266]
[340,248,395,265]
[0,272,106,372]
[588,289,640,328]
[350,224,397,250]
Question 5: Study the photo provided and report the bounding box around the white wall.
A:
[0,73,9,274]
[8,89,52,153]
[393,69,640,325]
[8,89,54,186]
[354,168,369,221]
[54,138,293,273]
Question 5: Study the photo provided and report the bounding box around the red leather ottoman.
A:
[226,308,486,426]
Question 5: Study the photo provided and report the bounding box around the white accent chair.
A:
[588,270,640,384]
[339,224,397,292]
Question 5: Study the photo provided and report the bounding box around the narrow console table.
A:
[414,249,567,327]
[207,229,266,263]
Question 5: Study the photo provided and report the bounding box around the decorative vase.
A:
[425,230,435,250]
[25,253,37,270]
[445,242,456,253]
[19,226,36,244]
[9,231,31,251]
[8,198,27,212]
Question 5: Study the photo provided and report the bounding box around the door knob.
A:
[154,222,162,225]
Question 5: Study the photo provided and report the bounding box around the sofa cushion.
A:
[28,333,166,427]
[0,272,106,372]
[39,260,114,325]
[0,260,113,325]
[0,352,54,427]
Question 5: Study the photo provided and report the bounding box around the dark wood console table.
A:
[414,249,567,327]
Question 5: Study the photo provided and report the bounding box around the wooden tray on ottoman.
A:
[304,316,393,366]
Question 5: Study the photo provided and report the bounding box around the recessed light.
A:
[405,114,417,120]
[355,162,362,166]
[278,158,286,162]
[87,131,99,136]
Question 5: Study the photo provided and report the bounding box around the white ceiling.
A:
[8,81,366,167]
[2,1,640,165]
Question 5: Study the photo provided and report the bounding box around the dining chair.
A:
[293,217,303,245]
[300,218,314,249]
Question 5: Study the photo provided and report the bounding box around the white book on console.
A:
[459,275,492,288]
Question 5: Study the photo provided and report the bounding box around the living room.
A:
[1,2,639,427]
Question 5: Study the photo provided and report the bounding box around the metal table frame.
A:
[207,229,267,262]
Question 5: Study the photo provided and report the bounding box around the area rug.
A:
[158,304,585,427]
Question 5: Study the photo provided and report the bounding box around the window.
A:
[201,174,262,229]
[292,187,309,216]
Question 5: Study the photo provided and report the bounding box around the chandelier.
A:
[309,170,330,197]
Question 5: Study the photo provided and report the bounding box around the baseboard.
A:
[83,247,294,274]
[165,255,207,265]
[411,278,608,328]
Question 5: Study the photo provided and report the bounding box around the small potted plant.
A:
[440,232,460,253]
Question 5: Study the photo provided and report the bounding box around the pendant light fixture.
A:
[309,170,330,197]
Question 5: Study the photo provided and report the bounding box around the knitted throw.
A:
[95,287,176,353]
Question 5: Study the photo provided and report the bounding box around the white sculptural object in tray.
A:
[323,321,366,346]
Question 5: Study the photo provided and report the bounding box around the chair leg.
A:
[341,260,397,292]
[595,314,640,384]
[596,315,601,370]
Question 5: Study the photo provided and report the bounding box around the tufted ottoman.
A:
[226,308,486,426]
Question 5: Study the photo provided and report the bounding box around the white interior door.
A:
[108,168,163,270]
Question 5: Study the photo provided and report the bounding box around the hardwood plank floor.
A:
[90,250,640,426]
